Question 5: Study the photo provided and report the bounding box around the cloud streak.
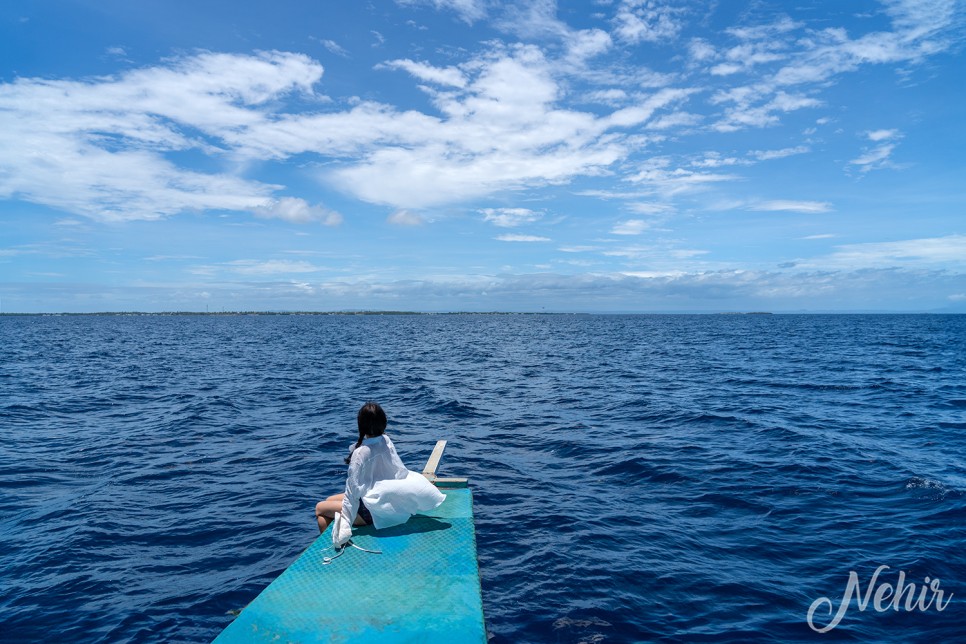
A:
[750,200,832,214]
[496,234,552,242]
[9,265,963,312]
[481,207,543,227]
[819,234,966,269]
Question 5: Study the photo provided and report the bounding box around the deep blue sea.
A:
[1,314,964,643]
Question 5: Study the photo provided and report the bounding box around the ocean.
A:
[1,313,963,642]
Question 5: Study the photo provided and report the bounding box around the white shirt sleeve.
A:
[333,446,366,547]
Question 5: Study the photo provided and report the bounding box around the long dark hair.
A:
[345,401,387,463]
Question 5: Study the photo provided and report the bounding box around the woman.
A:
[315,402,446,547]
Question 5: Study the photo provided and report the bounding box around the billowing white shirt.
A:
[334,434,446,547]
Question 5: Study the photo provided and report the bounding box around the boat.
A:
[212,440,486,643]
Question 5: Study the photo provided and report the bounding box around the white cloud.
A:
[750,200,832,213]
[254,197,343,225]
[496,234,551,242]
[768,1,955,89]
[688,38,716,62]
[867,128,900,141]
[880,0,957,41]
[613,0,684,44]
[601,243,709,264]
[145,255,203,261]
[559,245,600,252]
[387,209,426,225]
[713,91,822,132]
[5,46,684,217]
[481,207,543,227]
[492,2,612,71]
[395,0,488,24]
[224,259,323,275]
[670,249,709,259]
[319,51,693,209]
[627,158,737,196]
[749,145,810,161]
[858,130,905,169]
[330,142,620,209]
[691,152,742,168]
[611,219,651,235]
[645,111,702,130]
[379,58,467,88]
[700,5,955,135]
[495,0,570,40]
[565,28,613,63]
[814,234,966,269]
[849,143,896,171]
[704,21,798,74]
[620,270,686,278]
[604,87,696,129]
[802,234,835,239]
[710,63,744,76]
[585,88,629,105]
[319,39,349,57]
[628,202,672,214]
[0,51,323,222]
[726,17,801,41]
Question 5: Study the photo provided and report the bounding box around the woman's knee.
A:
[315,498,341,517]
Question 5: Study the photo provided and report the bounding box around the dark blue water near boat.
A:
[1,314,964,643]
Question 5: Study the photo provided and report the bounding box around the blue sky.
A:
[1,0,964,312]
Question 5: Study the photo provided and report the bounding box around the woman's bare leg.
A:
[315,493,368,533]
[315,494,343,533]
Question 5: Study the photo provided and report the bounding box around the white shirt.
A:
[334,434,446,547]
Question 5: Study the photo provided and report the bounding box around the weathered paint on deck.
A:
[213,486,485,643]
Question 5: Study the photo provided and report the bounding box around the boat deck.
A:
[213,457,484,642]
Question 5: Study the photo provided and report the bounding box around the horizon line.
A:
[1,310,961,316]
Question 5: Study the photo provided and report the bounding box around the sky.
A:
[1,0,964,313]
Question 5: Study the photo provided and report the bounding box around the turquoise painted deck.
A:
[213,487,485,643]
